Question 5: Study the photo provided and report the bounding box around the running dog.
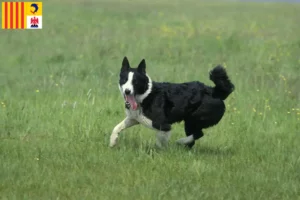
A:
[110,57,234,148]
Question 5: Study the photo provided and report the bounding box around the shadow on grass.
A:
[120,137,235,158]
[192,145,235,156]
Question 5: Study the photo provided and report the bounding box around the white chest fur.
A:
[125,108,153,129]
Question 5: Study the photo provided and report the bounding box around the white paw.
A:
[176,135,194,145]
[155,141,162,149]
[176,138,187,145]
[155,140,164,149]
[109,134,118,147]
[156,133,169,149]
[156,139,168,149]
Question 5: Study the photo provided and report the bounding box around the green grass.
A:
[1,0,300,199]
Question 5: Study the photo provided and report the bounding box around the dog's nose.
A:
[125,89,131,95]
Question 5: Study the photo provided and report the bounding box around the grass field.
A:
[1,0,300,199]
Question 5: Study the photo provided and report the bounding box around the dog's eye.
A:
[120,76,128,83]
[132,79,137,85]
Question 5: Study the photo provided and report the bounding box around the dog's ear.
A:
[121,56,130,72]
[137,59,146,74]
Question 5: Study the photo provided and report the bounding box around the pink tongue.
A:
[126,95,138,110]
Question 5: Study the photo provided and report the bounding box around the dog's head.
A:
[119,57,152,110]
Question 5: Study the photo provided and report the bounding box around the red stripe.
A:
[21,2,24,29]
[4,2,8,29]
[16,2,19,29]
[10,2,13,29]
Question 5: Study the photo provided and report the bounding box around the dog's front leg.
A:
[152,122,172,149]
[109,117,139,147]
[156,130,171,149]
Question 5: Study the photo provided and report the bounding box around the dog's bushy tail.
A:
[209,65,235,100]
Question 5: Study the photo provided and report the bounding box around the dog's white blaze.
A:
[121,72,134,95]
[136,74,153,103]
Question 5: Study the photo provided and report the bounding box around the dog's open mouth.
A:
[125,95,138,110]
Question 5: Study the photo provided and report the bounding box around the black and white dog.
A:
[110,57,235,148]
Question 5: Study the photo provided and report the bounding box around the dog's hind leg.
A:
[109,117,139,147]
[176,120,204,148]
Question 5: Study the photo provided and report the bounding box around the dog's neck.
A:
[135,74,153,103]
